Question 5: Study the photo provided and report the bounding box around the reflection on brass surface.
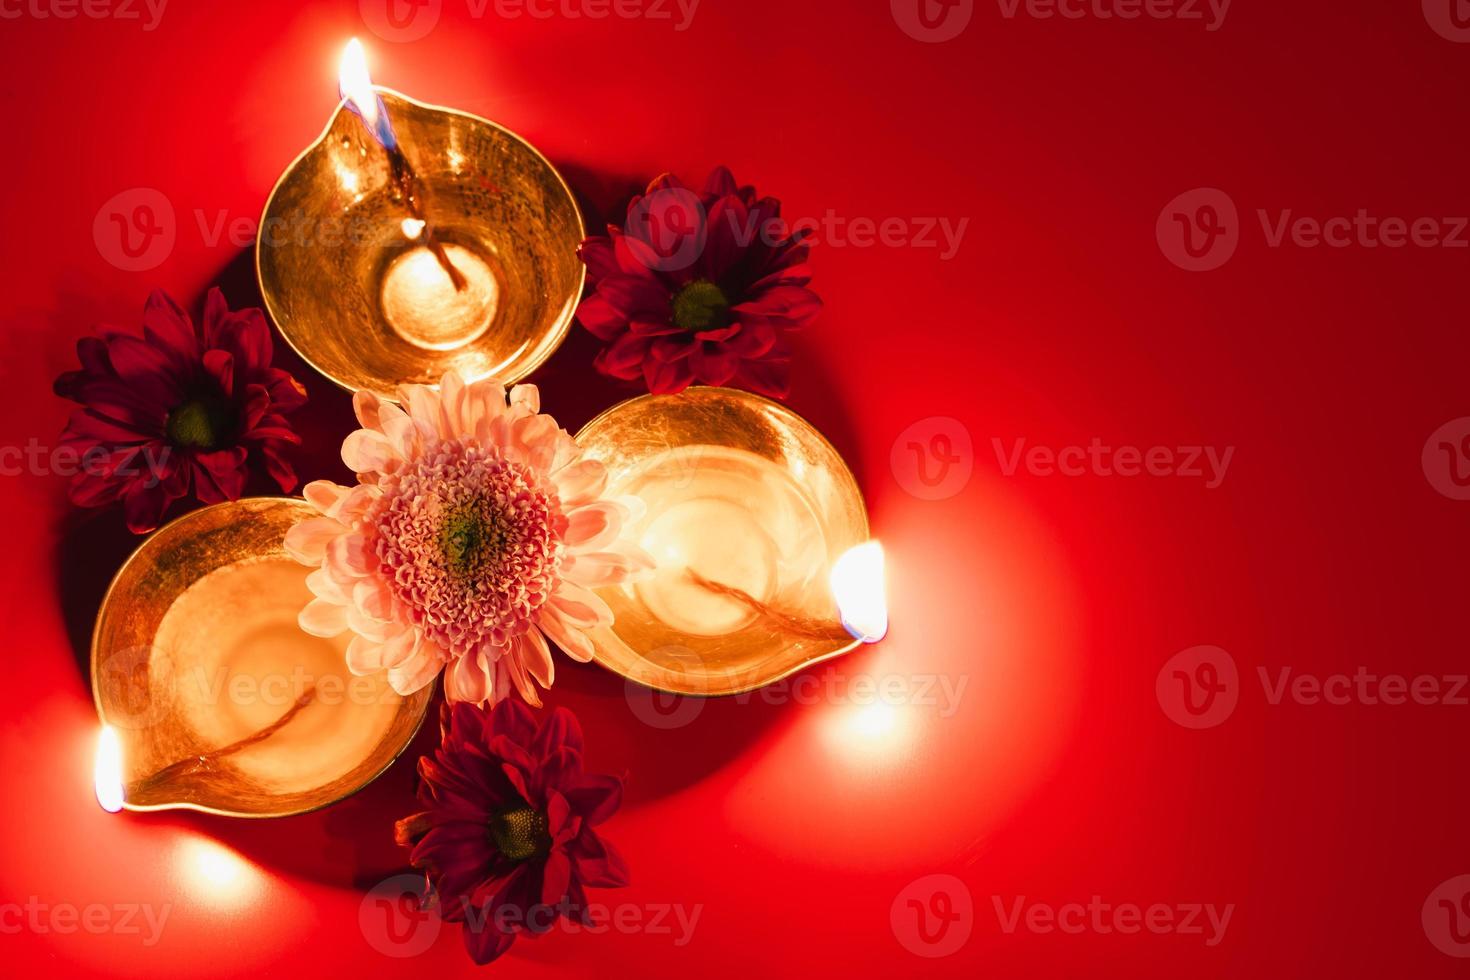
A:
[574,388,869,697]
[91,498,433,817]
[257,89,584,400]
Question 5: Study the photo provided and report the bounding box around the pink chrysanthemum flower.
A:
[284,371,651,706]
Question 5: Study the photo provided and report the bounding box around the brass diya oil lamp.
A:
[573,387,888,697]
[256,40,584,401]
[91,498,433,817]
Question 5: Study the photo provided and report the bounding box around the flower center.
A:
[439,501,506,580]
[489,804,550,862]
[671,279,730,332]
[165,397,236,450]
[372,440,564,658]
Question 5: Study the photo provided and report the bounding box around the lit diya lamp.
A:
[256,39,584,400]
[573,387,888,696]
[91,498,432,816]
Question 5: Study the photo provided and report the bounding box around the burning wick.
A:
[686,541,889,644]
[94,686,319,810]
[338,39,466,291]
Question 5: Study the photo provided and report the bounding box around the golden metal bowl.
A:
[91,497,433,817]
[574,387,870,696]
[256,88,585,401]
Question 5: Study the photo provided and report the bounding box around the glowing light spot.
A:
[831,541,888,643]
[93,725,123,813]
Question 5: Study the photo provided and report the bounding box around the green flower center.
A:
[165,398,236,450]
[489,804,550,862]
[439,502,507,580]
[671,279,730,332]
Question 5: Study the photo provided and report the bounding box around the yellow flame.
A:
[831,541,888,644]
[338,38,379,136]
[94,725,124,813]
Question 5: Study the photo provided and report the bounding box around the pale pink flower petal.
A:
[342,428,400,474]
[300,598,349,637]
[284,517,343,564]
[538,606,597,663]
[552,459,609,509]
[546,581,614,629]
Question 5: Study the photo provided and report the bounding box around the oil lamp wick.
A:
[124,685,319,801]
[685,569,852,643]
[339,38,467,292]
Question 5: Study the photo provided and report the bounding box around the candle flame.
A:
[338,38,395,149]
[94,725,124,813]
[831,541,888,644]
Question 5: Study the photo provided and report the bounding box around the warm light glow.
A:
[831,541,888,643]
[94,725,124,813]
[400,217,426,239]
[175,837,263,909]
[338,39,378,134]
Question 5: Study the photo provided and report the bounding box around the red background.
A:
[1,0,1466,976]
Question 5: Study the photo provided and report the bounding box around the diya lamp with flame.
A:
[256,39,584,402]
[90,498,433,816]
[573,387,888,696]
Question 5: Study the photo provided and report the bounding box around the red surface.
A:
[2,1,1467,976]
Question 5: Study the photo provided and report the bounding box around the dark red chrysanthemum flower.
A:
[52,288,306,533]
[575,166,821,398]
[394,700,629,965]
